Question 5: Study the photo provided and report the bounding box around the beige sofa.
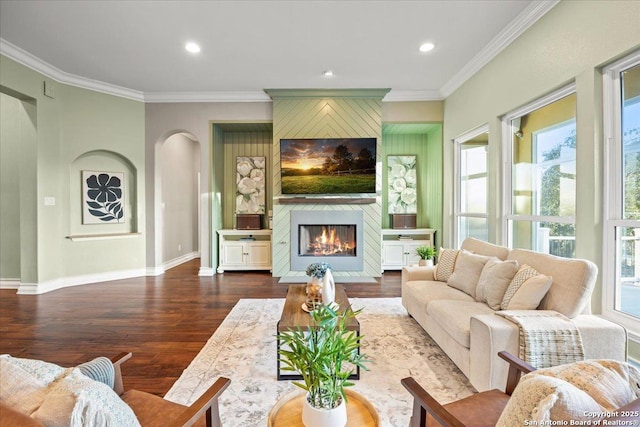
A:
[401,238,627,392]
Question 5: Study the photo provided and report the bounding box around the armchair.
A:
[0,352,230,427]
[402,351,640,427]
[111,352,230,427]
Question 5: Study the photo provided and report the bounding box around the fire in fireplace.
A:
[299,225,356,257]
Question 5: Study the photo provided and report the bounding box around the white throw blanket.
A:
[496,310,585,368]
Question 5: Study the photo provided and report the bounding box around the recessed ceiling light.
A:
[185,42,201,53]
[419,42,435,53]
[322,70,334,77]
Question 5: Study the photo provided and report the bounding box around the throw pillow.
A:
[446,249,492,299]
[77,356,115,389]
[475,258,519,310]
[496,374,602,426]
[501,264,551,310]
[32,368,141,427]
[528,359,640,411]
[434,248,459,282]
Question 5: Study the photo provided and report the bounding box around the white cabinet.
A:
[381,228,436,271]
[217,229,271,273]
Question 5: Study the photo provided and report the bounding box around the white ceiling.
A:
[0,1,556,102]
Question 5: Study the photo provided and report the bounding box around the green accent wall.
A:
[268,89,387,278]
[382,124,443,245]
[222,131,272,229]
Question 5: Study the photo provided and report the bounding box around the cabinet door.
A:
[382,241,406,268]
[221,242,246,267]
[405,242,425,266]
[246,242,271,267]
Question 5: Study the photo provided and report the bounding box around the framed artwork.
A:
[387,155,417,214]
[236,156,266,214]
[82,170,125,224]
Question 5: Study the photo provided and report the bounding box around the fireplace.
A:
[299,225,356,257]
[290,211,364,271]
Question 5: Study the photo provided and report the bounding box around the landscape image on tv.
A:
[280,138,377,194]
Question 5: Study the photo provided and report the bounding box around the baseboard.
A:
[0,279,20,289]
[16,268,147,295]
[162,251,199,271]
[198,267,215,276]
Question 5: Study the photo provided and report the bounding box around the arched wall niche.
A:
[70,150,138,236]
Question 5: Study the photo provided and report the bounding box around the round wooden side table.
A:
[267,389,379,427]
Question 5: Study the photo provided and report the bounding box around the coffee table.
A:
[276,284,361,380]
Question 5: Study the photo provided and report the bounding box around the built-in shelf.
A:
[278,197,376,205]
[66,232,142,242]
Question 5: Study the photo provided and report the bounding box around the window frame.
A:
[453,124,489,248]
[501,84,577,251]
[602,50,640,341]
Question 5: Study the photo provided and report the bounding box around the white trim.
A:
[0,38,144,102]
[502,83,577,247]
[601,50,640,335]
[146,266,165,276]
[162,251,200,271]
[505,214,575,224]
[0,279,20,289]
[198,267,215,276]
[16,268,147,295]
[453,124,490,247]
[502,83,576,122]
[382,90,443,102]
[440,0,559,98]
[144,91,272,103]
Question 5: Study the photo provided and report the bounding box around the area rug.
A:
[164,298,475,426]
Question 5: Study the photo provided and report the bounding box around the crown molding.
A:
[439,0,559,98]
[144,91,272,103]
[383,90,443,102]
[1,38,145,102]
[264,88,391,100]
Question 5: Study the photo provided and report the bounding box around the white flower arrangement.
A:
[387,155,417,213]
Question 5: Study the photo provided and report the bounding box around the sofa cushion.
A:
[508,248,597,318]
[427,300,496,348]
[404,280,475,314]
[461,238,510,260]
[475,258,519,310]
[447,250,492,299]
[434,248,459,282]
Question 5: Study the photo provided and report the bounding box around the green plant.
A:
[416,245,436,260]
[276,305,369,410]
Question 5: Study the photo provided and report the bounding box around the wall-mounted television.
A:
[280,138,377,194]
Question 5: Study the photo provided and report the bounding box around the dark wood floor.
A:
[0,260,401,396]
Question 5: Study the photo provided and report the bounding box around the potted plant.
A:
[276,305,369,427]
[416,245,436,267]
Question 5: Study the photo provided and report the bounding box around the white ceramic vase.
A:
[419,259,434,267]
[301,395,347,427]
[321,269,335,306]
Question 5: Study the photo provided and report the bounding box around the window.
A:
[603,51,640,333]
[503,86,576,257]
[454,125,489,247]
